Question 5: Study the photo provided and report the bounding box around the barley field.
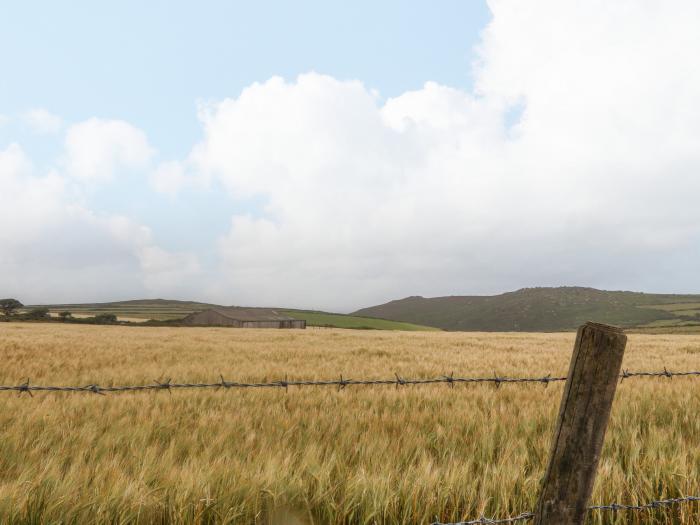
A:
[1,323,699,524]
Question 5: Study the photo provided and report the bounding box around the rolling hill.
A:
[353,287,700,332]
[32,300,437,331]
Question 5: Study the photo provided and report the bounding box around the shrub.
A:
[0,298,23,317]
[93,313,118,324]
[24,307,50,320]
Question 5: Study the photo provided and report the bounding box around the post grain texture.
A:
[533,322,627,525]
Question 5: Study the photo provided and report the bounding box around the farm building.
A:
[181,307,306,329]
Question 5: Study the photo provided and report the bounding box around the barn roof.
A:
[206,307,297,322]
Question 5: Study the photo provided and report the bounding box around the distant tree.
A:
[24,307,50,320]
[59,311,73,321]
[94,313,118,324]
[0,298,23,317]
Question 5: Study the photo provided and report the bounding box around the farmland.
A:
[1,323,699,524]
[33,300,436,331]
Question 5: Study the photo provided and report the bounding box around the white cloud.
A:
[64,118,154,182]
[138,245,201,292]
[23,108,62,134]
[188,0,700,310]
[0,143,200,303]
[150,161,188,196]
[0,114,9,127]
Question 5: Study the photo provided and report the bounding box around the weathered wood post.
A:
[533,322,627,525]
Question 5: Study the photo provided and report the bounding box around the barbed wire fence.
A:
[3,361,700,522]
[432,496,700,524]
[1,368,699,395]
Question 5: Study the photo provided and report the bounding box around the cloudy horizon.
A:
[2,1,700,312]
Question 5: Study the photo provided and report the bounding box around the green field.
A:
[282,310,439,331]
[38,299,218,321]
[32,300,438,331]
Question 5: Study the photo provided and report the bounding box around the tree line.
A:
[0,298,118,324]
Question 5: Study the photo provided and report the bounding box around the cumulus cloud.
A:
[0,143,200,303]
[23,108,62,134]
[150,161,188,196]
[64,118,154,182]
[189,0,700,310]
[138,245,201,292]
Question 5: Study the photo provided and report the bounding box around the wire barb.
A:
[155,377,172,394]
[492,372,502,389]
[84,384,105,396]
[337,374,350,391]
[18,378,32,397]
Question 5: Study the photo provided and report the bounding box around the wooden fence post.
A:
[533,322,627,525]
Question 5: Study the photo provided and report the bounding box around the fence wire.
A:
[431,495,700,524]
[1,368,699,395]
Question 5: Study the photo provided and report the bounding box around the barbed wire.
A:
[1,368,699,396]
[431,495,700,524]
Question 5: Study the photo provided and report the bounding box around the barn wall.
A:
[181,311,238,326]
[181,311,306,329]
[240,320,306,329]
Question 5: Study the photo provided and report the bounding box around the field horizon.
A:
[21,300,437,332]
[23,285,700,334]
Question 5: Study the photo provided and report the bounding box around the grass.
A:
[39,300,216,321]
[642,303,700,312]
[1,323,699,524]
[34,300,439,330]
[354,287,700,331]
[282,310,439,331]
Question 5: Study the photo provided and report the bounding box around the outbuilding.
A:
[181,307,306,329]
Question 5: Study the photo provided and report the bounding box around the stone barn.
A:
[181,307,306,329]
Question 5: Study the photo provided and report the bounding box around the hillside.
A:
[353,287,700,332]
[35,299,219,321]
[282,310,438,331]
[32,300,436,331]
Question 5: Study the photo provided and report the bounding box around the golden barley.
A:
[0,323,699,524]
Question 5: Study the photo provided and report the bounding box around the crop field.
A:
[1,323,699,524]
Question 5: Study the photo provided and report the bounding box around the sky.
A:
[2,1,700,312]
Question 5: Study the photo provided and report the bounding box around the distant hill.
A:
[34,299,219,321]
[32,300,436,331]
[353,287,700,332]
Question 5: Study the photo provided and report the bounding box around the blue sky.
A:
[1,0,490,261]
[2,1,700,310]
[1,1,489,156]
